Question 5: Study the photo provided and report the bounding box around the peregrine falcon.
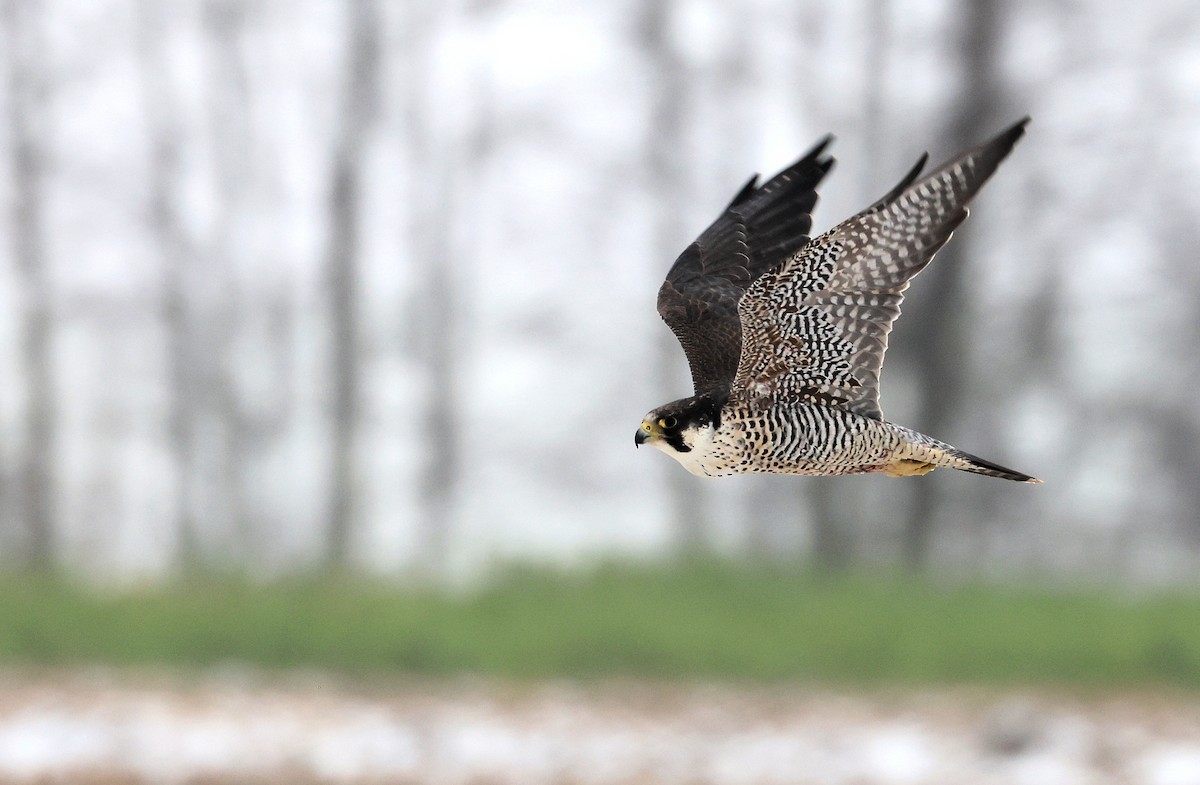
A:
[636,119,1040,483]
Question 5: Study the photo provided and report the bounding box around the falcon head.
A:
[635,393,724,458]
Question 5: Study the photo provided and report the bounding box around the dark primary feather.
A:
[657,137,834,395]
[731,118,1030,419]
[862,152,928,213]
[724,175,760,209]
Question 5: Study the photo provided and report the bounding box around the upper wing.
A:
[657,138,834,395]
[730,118,1029,419]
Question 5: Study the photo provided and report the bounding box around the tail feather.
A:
[946,448,1042,484]
[892,423,1042,484]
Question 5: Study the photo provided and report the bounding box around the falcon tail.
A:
[889,424,1042,483]
[944,448,1042,484]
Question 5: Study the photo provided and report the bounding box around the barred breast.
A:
[693,402,906,477]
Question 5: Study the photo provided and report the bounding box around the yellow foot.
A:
[883,459,937,478]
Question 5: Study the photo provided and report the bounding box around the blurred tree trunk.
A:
[1157,213,1200,541]
[1131,25,1200,546]
[200,0,253,565]
[413,173,466,574]
[860,0,892,185]
[135,0,200,569]
[415,233,459,575]
[392,5,470,575]
[324,0,381,568]
[898,0,1005,569]
[3,0,55,570]
[640,0,709,554]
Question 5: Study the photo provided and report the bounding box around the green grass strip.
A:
[0,561,1197,686]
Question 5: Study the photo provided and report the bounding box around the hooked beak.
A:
[635,420,660,448]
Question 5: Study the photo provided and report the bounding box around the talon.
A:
[884,459,937,477]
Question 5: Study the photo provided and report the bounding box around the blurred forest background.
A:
[1,1,1200,782]
[0,0,1196,586]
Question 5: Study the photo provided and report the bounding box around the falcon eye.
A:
[660,416,678,429]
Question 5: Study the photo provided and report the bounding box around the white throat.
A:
[652,423,718,477]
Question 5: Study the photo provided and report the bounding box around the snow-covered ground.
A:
[0,671,1197,784]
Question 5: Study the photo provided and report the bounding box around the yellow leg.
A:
[883,459,937,478]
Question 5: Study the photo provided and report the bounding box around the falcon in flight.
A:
[636,119,1040,483]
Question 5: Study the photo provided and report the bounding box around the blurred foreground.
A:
[1,565,1197,783]
[0,671,1198,785]
[3,563,1200,684]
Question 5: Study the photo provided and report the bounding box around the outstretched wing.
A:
[657,138,834,395]
[730,118,1029,419]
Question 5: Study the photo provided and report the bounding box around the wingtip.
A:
[998,116,1031,146]
[801,134,836,174]
[724,132,836,211]
[739,136,836,207]
[1025,477,1044,485]
[864,151,928,212]
[901,152,929,186]
[724,173,761,210]
[807,133,835,158]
